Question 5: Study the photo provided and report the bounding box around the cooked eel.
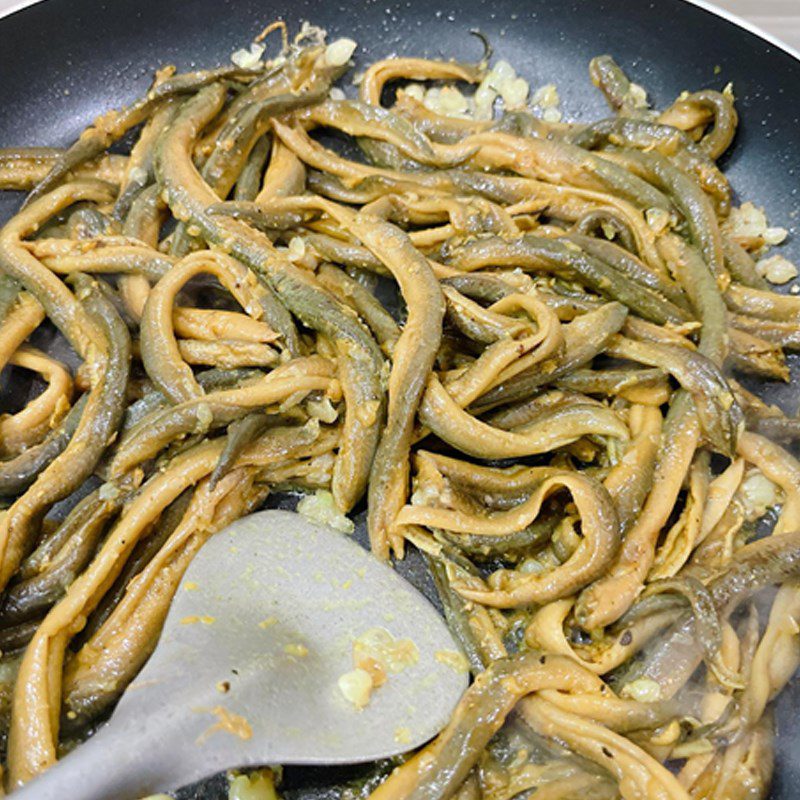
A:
[0,24,796,800]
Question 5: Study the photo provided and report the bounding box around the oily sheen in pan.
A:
[0,20,798,800]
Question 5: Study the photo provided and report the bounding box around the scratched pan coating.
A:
[0,0,799,797]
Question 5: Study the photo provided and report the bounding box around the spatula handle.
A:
[10,721,177,800]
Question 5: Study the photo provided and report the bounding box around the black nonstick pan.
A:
[0,0,799,797]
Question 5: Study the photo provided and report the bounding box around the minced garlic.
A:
[324,38,357,68]
[287,236,306,262]
[645,207,672,234]
[306,396,338,423]
[338,668,373,709]
[228,768,281,800]
[756,254,798,285]
[620,677,662,702]
[231,43,266,70]
[531,84,559,109]
[297,489,354,534]
[763,226,789,246]
[626,82,649,109]
[740,470,783,520]
[723,201,768,241]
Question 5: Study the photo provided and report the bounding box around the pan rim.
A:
[0,1,797,799]
[682,0,800,62]
[0,0,799,66]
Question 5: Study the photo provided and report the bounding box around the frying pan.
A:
[0,0,799,797]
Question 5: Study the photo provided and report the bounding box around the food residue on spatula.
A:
[435,650,470,673]
[196,705,253,745]
[181,614,215,625]
[338,627,419,710]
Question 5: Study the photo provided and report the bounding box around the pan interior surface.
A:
[0,0,798,797]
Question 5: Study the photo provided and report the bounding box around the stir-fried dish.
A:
[0,20,798,800]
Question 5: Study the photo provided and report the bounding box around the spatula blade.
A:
[127,509,467,768]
